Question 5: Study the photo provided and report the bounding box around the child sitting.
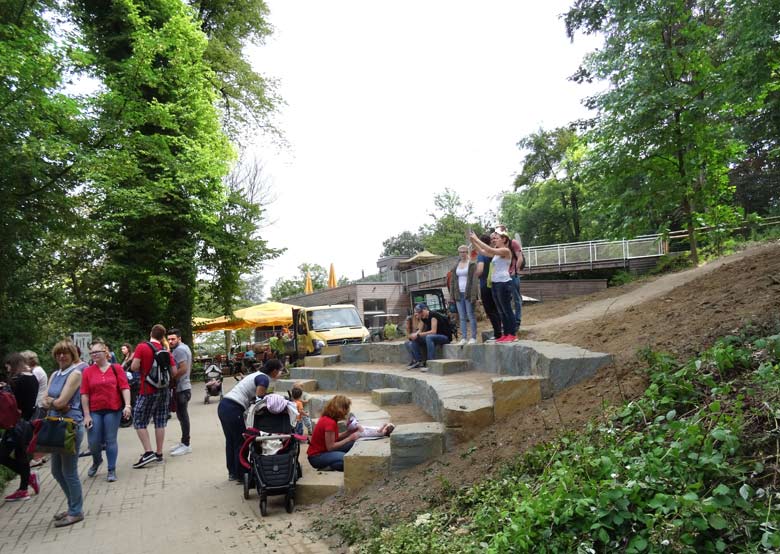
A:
[346,413,395,439]
[290,386,312,436]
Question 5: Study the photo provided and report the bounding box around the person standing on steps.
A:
[449,244,479,345]
[470,229,517,342]
[495,224,525,331]
[167,328,192,457]
[131,324,175,468]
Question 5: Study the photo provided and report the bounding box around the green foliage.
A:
[381,231,427,257]
[383,323,399,340]
[269,263,329,301]
[608,270,634,287]
[359,330,780,553]
[421,189,484,255]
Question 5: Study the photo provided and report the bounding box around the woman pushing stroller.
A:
[217,359,283,482]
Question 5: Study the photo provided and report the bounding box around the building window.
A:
[363,299,386,313]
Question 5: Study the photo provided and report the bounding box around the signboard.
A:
[72,332,92,363]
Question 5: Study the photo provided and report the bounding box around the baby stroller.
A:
[239,400,302,516]
[203,364,223,404]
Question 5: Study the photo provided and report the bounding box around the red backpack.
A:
[0,387,20,429]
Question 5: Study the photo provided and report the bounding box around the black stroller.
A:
[239,401,302,516]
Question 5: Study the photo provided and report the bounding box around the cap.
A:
[493,227,510,239]
[414,302,428,313]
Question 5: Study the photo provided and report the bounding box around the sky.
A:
[245,1,602,295]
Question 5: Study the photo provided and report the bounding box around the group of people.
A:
[0,323,193,527]
[405,225,525,369]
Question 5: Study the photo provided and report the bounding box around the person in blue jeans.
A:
[405,303,453,369]
[495,224,524,329]
[42,339,85,527]
[307,395,359,471]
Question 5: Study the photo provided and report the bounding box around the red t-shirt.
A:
[133,341,176,396]
[307,415,339,457]
[81,363,130,411]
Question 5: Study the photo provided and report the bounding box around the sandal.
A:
[54,514,84,527]
[52,511,68,521]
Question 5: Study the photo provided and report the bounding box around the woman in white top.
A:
[469,229,517,342]
[448,245,479,344]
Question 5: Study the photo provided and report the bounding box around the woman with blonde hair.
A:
[449,244,479,344]
[307,395,360,471]
[42,338,85,527]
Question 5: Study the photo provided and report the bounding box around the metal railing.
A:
[524,235,666,269]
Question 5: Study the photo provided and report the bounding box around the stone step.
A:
[426,359,470,376]
[344,439,391,493]
[274,378,318,394]
[371,387,412,406]
[492,376,546,419]
[303,354,340,367]
[390,422,445,470]
[294,467,343,504]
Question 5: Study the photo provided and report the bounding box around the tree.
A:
[269,263,328,301]
[421,189,484,255]
[380,231,426,257]
[504,127,590,244]
[566,0,741,263]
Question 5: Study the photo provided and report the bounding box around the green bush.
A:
[383,323,399,340]
[608,270,634,287]
[358,329,780,553]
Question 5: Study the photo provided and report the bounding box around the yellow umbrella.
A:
[328,263,337,288]
[304,271,314,294]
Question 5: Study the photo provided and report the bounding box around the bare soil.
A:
[316,241,780,547]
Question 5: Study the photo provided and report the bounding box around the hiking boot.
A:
[132,452,156,469]
[4,489,30,502]
[170,444,192,457]
[87,461,102,477]
[29,472,40,495]
[106,471,117,483]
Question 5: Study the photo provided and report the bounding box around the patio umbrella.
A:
[304,271,314,294]
[328,263,337,288]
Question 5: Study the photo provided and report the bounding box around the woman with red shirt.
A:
[80,340,131,482]
[307,395,360,471]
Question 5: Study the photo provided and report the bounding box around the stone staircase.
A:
[271,339,611,504]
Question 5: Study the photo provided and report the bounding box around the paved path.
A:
[0,385,338,554]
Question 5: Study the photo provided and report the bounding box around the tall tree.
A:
[566,0,740,263]
[506,127,589,244]
[380,231,426,257]
[70,0,234,343]
[269,263,328,301]
[421,189,484,255]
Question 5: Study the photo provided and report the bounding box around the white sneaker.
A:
[457,339,467,346]
[170,444,192,457]
[467,338,477,345]
[169,443,184,453]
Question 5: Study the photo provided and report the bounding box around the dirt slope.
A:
[313,241,780,548]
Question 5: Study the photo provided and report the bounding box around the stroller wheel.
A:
[285,493,295,514]
[242,473,250,500]
[204,396,209,404]
[259,496,268,517]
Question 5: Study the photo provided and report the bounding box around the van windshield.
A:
[307,308,363,330]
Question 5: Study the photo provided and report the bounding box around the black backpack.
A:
[145,341,172,389]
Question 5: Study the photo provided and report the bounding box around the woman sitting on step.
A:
[307,395,360,472]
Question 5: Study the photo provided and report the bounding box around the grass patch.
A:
[357,327,780,553]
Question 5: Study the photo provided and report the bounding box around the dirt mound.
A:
[313,241,780,548]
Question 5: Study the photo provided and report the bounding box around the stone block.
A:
[520,340,612,398]
[343,439,391,493]
[371,388,412,406]
[295,470,343,504]
[304,355,340,367]
[308,394,334,418]
[491,376,544,419]
[340,344,370,363]
[426,359,470,376]
[308,368,340,391]
[321,345,341,356]
[338,370,367,392]
[369,342,409,364]
[274,379,318,394]
[390,422,445,470]
[439,398,495,445]
[290,367,315,381]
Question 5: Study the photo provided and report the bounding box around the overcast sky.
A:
[245,1,601,295]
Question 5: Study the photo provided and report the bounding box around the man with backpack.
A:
[130,324,175,468]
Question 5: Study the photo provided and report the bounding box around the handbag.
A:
[28,416,77,454]
[109,364,133,428]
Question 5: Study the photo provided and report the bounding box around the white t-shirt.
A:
[456,264,469,293]
[224,371,271,408]
[491,255,511,283]
[31,365,48,407]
